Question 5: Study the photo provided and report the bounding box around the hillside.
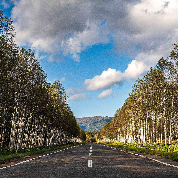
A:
[76,116,112,132]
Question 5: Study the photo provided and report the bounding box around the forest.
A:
[99,45,178,144]
[0,10,85,152]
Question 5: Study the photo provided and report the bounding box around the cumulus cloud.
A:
[124,60,147,78]
[62,22,109,61]
[11,0,139,62]
[10,0,178,78]
[67,93,88,101]
[98,89,112,99]
[85,68,123,90]
[85,58,155,91]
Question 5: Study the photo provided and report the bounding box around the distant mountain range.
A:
[76,116,113,132]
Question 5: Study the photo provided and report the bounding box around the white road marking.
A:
[88,160,92,167]
[4,144,177,170]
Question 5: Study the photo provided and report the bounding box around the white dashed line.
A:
[0,144,81,170]
[100,144,178,170]
[88,160,92,167]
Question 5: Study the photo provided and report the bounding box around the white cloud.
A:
[11,0,109,62]
[92,0,178,89]
[85,68,123,90]
[85,56,159,91]
[98,89,112,99]
[10,0,138,62]
[124,60,147,79]
[67,93,88,101]
[62,22,109,61]
[60,77,65,82]
[129,0,178,35]
[10,0,178,69]
[66,88,81,95]
[1,0,10,8]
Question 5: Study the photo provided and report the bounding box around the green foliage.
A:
[0,10,82,152]
[100,141,178,162]
[0,142,80,162]
[79,130,86,141]
[86,132,98,142]
[99,44,178,144]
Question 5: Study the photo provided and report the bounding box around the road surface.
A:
[1,143,178,177]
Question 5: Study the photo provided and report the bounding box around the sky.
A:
[1,0,178,118]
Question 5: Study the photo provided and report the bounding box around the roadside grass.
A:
[99,141,178,162]
[0,142,81,163]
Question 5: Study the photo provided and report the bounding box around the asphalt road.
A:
[1,143,178,178]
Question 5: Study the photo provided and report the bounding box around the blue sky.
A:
[1,0,178,118]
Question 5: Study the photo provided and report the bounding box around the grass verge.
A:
[0,142,81,164]
[99,141,178,162]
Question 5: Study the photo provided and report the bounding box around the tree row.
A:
[99,45,178,144]
[0,11,84,152]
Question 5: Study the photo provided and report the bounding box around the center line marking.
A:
[89,153,92,156]
[88,160,92,167]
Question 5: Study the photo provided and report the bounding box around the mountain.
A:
[76,116,112,132]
